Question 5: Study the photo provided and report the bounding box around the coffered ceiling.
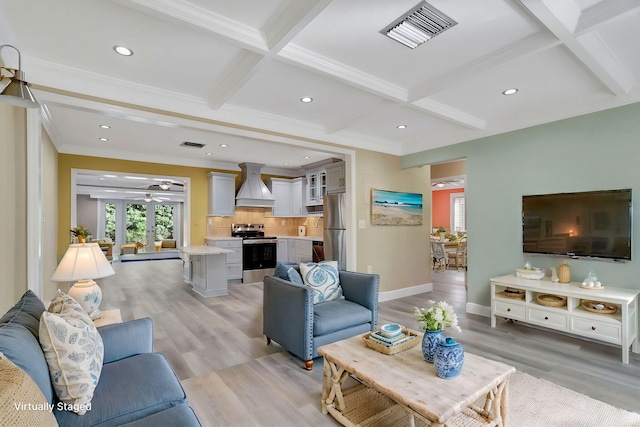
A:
[1,0,639,174]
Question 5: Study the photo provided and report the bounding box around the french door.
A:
[99,200,180,255]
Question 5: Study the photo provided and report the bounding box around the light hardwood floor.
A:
[100,260,640,426]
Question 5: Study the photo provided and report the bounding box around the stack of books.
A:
[369,329,415,347]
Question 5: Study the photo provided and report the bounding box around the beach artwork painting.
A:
[371,189,423,225]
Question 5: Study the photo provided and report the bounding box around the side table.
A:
[93,309,123,327]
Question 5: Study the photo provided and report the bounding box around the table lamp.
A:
[51,243,115,320]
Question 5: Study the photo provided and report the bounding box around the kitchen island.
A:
[180,245,234,297]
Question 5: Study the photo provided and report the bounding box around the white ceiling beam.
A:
[520,0,633,96]
[206,51,269,110]
[278,43,408,101]
[408,32,561,102]
[324,100,400,134]
[412,99,486,130]
[263,0,334,52]
[277,44,484,129]
[575,0,640,34]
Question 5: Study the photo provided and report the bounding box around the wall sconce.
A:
[0,44,39,108]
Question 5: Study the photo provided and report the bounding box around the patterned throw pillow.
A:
[38,291,103,415]
[274,262,304,285]
[0,352,58,427]
[299,261,343,304]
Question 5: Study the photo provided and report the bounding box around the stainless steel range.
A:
[231,224,277,283]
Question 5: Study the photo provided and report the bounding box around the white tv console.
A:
[490,274,639,363]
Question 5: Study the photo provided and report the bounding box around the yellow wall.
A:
[355,149,432,292]
[57,154,218,259]
[0,104,27,314]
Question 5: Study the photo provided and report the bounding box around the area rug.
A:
[506,372,640,426]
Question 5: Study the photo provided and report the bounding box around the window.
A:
[450,193,466,233]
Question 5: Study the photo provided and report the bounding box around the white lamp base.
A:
[68,279,103,320]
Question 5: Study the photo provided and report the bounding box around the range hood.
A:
[235,162,275,207]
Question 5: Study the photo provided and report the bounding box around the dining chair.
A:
[431,241,447,271]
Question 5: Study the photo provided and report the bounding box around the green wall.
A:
[403,102,640,308]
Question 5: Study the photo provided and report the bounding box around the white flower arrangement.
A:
[414,300,461,332]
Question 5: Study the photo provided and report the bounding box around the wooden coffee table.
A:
[318,333,516,427]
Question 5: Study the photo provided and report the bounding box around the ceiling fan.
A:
[431,177,465,188]
[146,180,184,191]
[128,193,163,202]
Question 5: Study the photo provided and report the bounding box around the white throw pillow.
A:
[299,261,343,304]
[38,291,103,415]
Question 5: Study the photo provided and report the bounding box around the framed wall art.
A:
[371,189,423,225]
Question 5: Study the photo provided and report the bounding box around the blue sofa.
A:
[263,266,379,370]
[0,291,200,426]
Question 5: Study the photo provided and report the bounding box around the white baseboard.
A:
[466,302,490,317]
[379,283,433,302]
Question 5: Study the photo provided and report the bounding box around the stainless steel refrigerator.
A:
[323,193,346,270]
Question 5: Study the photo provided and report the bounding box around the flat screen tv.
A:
[522,189,632,261]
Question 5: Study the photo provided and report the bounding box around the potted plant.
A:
[414,300,461,362]
[71,226,91,243]
[436,226,447,241]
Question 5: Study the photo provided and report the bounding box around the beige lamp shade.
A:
[51,243,115,320]
[51,243,115,282]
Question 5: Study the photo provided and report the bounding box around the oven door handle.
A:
[242,239,277,245]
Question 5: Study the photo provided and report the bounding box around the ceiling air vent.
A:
[382,1,457,49]
[180,141,206,149]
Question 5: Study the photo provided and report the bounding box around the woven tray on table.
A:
[362,329,420,355]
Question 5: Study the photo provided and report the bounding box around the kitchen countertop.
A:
[276,236,323,241]
[180,245,235,255]
[205,237,242,242]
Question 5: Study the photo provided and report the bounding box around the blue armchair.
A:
[263,269,380,370]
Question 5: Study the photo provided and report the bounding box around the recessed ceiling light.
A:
[300,97,313,103]
[303,156,310,159]
[113,45,133,56]
[98,138,109,142]
[397,124,407,129]
[502,88,518,95]
[99,177,104,180]
[220,144,228,148]
[283,162,290,165]
[99,124,111,129]
[206,152,213,156]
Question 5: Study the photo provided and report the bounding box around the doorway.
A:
[72,169,190,260]
[101,200,180,254]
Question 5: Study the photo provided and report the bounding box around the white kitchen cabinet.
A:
[291,239,313,264]
[305,169,326,206]
[277,237,312,264]
[290,178,306,216]
[266,178,292,217]
[277,238,289,262]
[207,172,237,216]
[205,238,242,282]
[490,274,640,363]
[325,161,345,194]
[267,177,308,217]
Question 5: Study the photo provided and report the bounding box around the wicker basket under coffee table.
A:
[318,333,516,427]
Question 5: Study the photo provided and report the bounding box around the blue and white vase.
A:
[421,329,446,363]
[434,337,464,379]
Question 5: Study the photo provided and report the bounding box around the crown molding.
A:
[113,0,268,52]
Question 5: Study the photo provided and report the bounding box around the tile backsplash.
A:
[206,207,323,239]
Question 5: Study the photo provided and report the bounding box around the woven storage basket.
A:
[362,329,420,355]
[537,294,567,307]
[558,261,571,283]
